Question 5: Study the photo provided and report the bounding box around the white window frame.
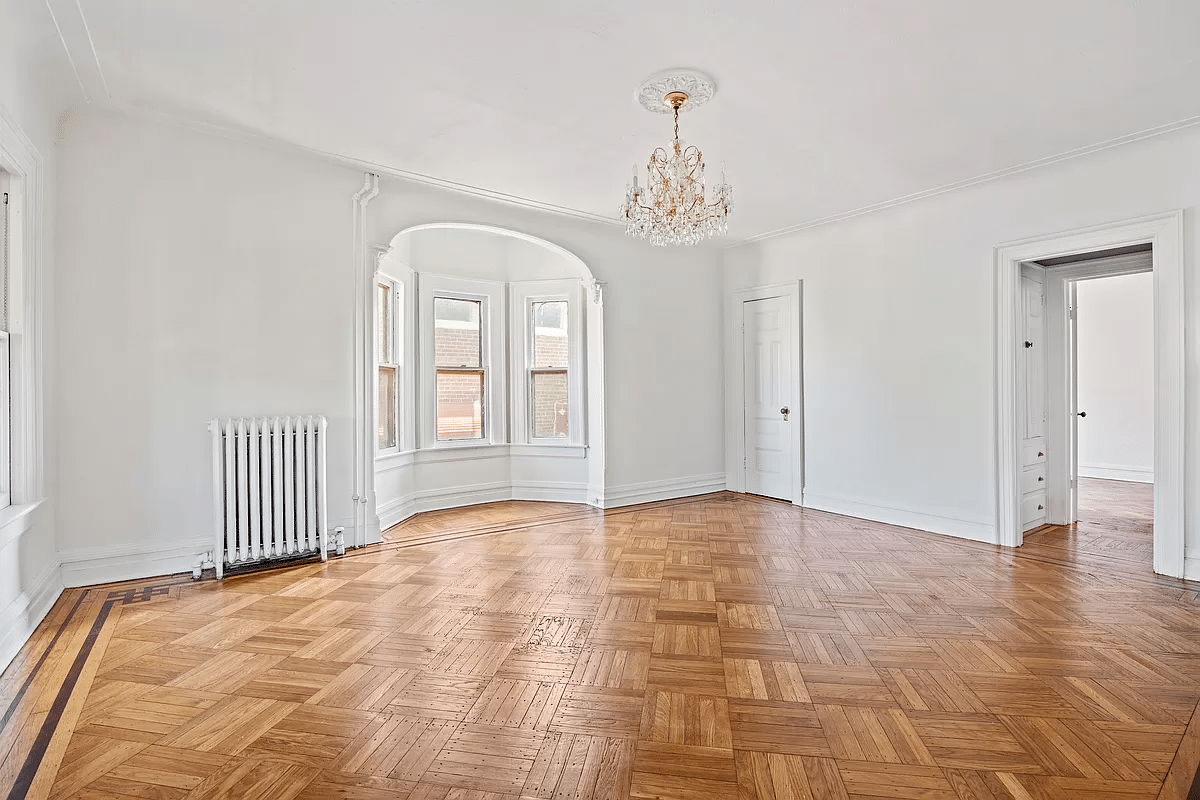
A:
[418,274,506,448]
[0,109,45,526]
[375,276,401,456]
[510,280,585,447]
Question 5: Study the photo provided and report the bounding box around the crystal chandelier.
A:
[622,71,733,246]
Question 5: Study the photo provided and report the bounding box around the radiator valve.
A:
[332,527,346,557]
[192,551,216,580]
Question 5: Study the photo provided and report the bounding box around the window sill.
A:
[375,443,587,471]
[0,498,46,549]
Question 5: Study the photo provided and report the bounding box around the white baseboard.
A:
[512,480,590,504]
[802,491,997,544]
[1078,464,1154,484]
[601,473,727,509]
[378,480,591,531]
[1184,556,1200,582]
[0,562,64,674]
[59,538,211,587]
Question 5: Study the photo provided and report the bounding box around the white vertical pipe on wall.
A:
[351,174,379,549]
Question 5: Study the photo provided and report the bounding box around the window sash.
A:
[436,367,485,441]
[529,367,568,440]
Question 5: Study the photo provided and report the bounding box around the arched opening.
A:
[370,223,605,534]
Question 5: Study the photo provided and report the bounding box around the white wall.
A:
[1076,272,1155,483]
[55,110,364,585]
[0,0,73,669]
[54,109,726,586]
[725,123,1200,569]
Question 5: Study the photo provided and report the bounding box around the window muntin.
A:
[434,297,485,441]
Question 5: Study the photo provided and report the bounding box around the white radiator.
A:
[209,416,329,578]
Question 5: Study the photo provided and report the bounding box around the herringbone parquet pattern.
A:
[2,486,1199,799]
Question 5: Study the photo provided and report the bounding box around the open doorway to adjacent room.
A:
[994,211,1184,578]
[1019,245,1155,568]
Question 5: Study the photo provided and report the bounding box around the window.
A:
[376,279,400,452]
[510,280,585,447]
[530,300,569,438]
[434,297,484,441]
[417,275,506,448]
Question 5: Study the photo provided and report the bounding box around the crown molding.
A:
[44,0,109,104]
[732,114,1200,247]
[58,93,1200,247]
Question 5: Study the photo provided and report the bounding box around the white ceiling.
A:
[39,0,1200,242]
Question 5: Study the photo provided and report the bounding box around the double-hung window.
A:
[376,278,400,453]
[418,275,506,447]
[530,300,569,439]
[511,280,584,447]
[433,297,485,441]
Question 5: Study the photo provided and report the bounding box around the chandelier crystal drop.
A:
[622,76,733,246]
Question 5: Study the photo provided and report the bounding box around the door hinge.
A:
[1069,306,1075,320]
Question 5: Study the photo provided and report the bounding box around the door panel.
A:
[1022,276,1046,440]
[744,296,792,500]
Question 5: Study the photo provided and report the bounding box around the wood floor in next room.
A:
[1023,477,1156,570]
[2,490,1199,800]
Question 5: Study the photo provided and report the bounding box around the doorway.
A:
[729,282,803,504]
[993,212,1185,577]
[1018,248,1155,566]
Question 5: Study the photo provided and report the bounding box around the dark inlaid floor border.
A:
[3,581,188,800]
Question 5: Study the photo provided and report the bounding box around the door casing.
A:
[994,211,1184,577]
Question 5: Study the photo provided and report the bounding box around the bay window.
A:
[378,271,585,455]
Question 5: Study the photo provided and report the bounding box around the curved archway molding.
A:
[350,208,607,544]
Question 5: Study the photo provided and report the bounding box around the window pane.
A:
[532,301,568,368]
[378,366,397,449]
[531,370,568,438]
[437,370,484,440]
[377,283,391,362]
[434,298,481,368]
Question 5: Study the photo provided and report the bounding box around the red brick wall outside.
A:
[533,329,569,437]
[435,326,482,368]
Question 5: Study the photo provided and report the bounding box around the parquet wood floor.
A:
[1024,478,1155,569]
[3,491,1200,799]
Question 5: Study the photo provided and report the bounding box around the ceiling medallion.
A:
[622,70,733,246]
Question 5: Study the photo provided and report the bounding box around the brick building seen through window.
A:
[433,297,569,441]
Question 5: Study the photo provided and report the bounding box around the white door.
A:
[1068,281,1080,522]
[743,295,793,500]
